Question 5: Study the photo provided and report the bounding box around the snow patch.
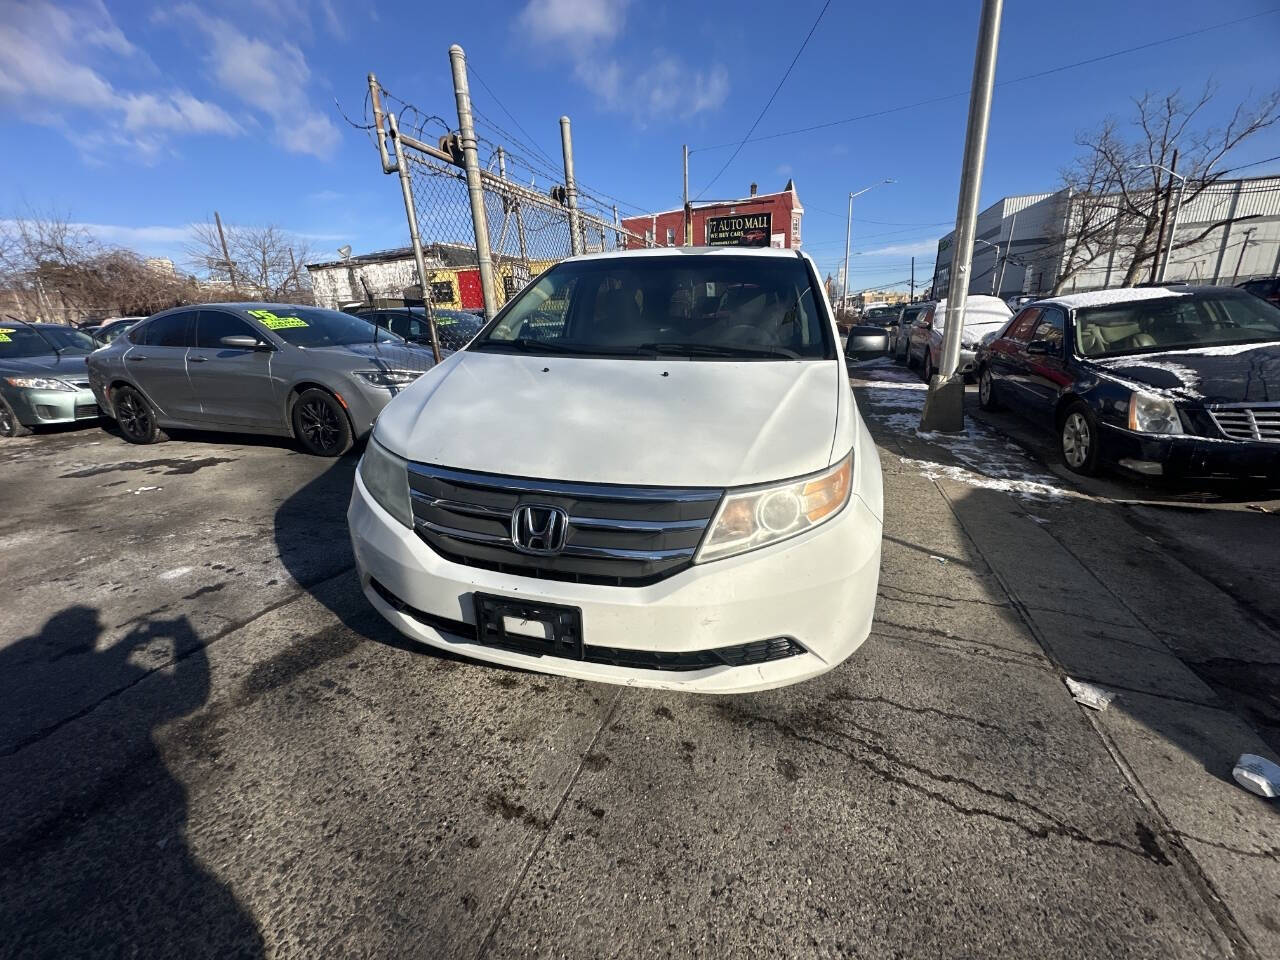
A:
[159,566,192,581]
[1047,287,1189,309]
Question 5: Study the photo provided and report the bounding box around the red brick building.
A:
[621,180,803,251]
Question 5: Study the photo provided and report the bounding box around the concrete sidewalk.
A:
[853,360,1280,960]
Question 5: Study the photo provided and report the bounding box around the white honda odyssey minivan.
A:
[348,247,883,692]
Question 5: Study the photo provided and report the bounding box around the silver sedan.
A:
[87,303,437,456]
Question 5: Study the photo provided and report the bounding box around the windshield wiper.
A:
[635,341,800,359]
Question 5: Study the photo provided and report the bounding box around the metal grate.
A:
[1208,403,1280,443]
[406,462,721,586]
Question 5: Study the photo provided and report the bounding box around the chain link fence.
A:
[357,49,653,371]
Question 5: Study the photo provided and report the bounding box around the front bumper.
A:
[1100,424,1280,479]
[2,385,100,427]
[348,475,883,693]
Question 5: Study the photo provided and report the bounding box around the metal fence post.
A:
[921,0,1003,433]
[387,112,442,364]
[560,116,582,256]
[449,44,498,319]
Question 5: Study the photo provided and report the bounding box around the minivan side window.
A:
[195,311,256,348]
[140,312,195,347]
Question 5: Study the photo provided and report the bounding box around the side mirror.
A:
[220,334,269,350]
[1026,339,1051,355]
[845,324,891,361]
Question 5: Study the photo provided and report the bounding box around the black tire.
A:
[0,396,31,437]
[922,349,934,384]
[905,345,918,370]
[1059,401,1102,476]
[292,388,353,457]
[892,341,907,365]
[978,366,1002,411]
[113,385,167,445]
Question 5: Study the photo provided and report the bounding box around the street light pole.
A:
[920,0,1003,433]
[1133,158,1188,284]
[842,179,895,318]
[975,238,999,294]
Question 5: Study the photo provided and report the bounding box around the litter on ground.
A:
[1065,678,1116,711]
[1232,754,1280,798]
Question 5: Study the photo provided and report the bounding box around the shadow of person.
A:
[0,606,265,958]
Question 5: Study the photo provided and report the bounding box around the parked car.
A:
[1239,276,1280,309]
[906,295,1013,381]
[0,321,101,437]
[87,303,436,456]
[975,286,1280,478]
[351,306,484,354]
[349,248,884,693]
[92,316,145,346]
[889,303,930,363]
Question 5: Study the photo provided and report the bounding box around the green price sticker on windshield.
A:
[247,309,308,330]
[0,328,15,344]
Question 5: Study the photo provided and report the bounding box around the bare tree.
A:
[1054,85,1280,290]
[188,220,314,303]
[0,210,207,322]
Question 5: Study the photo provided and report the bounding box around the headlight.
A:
[697,452,852,563]
[5,376,75,391]
[353,369,421,387]
[1128,391,1183,435]
[359,436,414,528]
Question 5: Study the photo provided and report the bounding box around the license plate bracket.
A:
[474,593,583,660]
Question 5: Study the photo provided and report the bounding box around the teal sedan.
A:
[0,322,100,437]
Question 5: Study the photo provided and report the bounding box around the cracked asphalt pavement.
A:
[1,392,1277,959]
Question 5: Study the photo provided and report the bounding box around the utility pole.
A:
[1231,228,1256,284]
[920,0,1003,433]
[450,44,499,320]
[560,116,582,256]
[214,211,239,294]
[613,204,621,250]
[995,211,1016,295]
[1150,149,1177,283]
[683,144,692,246]
[387,113,442,364]
[910,257,915,300]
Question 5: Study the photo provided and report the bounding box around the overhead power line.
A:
[692,0,833,200]
[692,8,1280,153]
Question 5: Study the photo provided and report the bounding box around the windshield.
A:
[1075,293,1280,357]
[472,255,834,360]
[244,307,400,347]
[0,325,93,358]
[864,307,899,321]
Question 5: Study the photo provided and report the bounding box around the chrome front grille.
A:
[1208,403,1280,443]
[406,463,723,586]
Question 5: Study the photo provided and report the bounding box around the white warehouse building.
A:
[933,174,1280,300]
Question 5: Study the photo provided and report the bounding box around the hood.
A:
[374,351,842,487]
[307,340,435,366]
[1090,342,1280,404]
[0,353,90,379]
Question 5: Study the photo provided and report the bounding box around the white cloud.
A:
[517,0,727,123]
[518,0,628,49]
[171,5,339,159]
[859,239,939,257]
[0,1,242,158]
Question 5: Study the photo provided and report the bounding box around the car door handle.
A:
[188,356,208,363]
[128,355,147,361]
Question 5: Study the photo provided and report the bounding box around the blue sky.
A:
[2,0,1278,294]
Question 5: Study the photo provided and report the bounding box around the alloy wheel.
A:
[117,392,149,440]
[299,398,340,453]
[0,404,13,437]
[979,369,992,405]
[1062,412,1091,468]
